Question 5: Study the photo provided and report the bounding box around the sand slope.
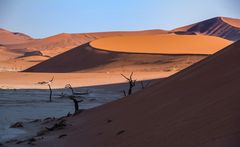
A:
[0,44,49,71]
[0,28,32,45]
[90,34,232,54]
[172,17,240,41]
[35,41,240,147]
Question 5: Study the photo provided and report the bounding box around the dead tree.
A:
[69,96,83,113]
[65,84,74,95]
[48,84,52,102]
[37,77,54,102]
[121,90,127,97]
[121,72,136,96]
[65,84,89,96]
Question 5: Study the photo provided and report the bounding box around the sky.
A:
[0,0,239,38]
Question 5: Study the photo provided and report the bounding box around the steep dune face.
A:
[36,41,240,147]
[173,17,240,41]
[24,43,206,73]
[90,34,232,54]
[0,28,32,44]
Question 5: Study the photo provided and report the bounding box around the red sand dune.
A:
[35,40,240,147]
[24,44,207,73]
[1,29,167,70]
[172,17,240,41]
[90,34,232,54]
[1,16,239,71]
[24,34,231,73]
[0,28,32,45]
[6,30,167,57]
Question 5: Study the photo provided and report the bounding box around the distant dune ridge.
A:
[0,28,32,45]
[35,40,240,147]
[172,17,240,41]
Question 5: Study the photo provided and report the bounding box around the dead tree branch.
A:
[121,72,136,96]
[69,96,84,113]
[37,76,54,102]
[65,84,89,96]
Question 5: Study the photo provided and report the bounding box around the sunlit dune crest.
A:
[90,34,232,54]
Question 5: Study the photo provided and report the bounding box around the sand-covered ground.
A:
[0,81,146,143]
[0,71,165,143]
[0,71,172,89]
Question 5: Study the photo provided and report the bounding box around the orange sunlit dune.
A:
[90,34,232,54]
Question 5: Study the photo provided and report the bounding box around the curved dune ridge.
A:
[24,43,207,73]
[34,41,240,147]
[90,34,232,54]
[221,17,240,28]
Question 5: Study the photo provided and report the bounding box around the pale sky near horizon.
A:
[0,0,239,38]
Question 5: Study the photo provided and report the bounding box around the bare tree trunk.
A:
[121,72,136,96]
[69,96,83,113]
[48,84,52,102]
[37,77,54,102]
[122,90,127,97]
[128,83,133,95]
[70,87,74,95]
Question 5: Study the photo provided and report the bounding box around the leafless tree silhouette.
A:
[121,72,136,96]
[65,84,89,96]
[121,90,127,97]
[37,76,54,102]
[69,95,83,113]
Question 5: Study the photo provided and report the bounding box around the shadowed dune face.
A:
[172,17,240,41]
[90,34,232,54]
[36,41,240,147]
